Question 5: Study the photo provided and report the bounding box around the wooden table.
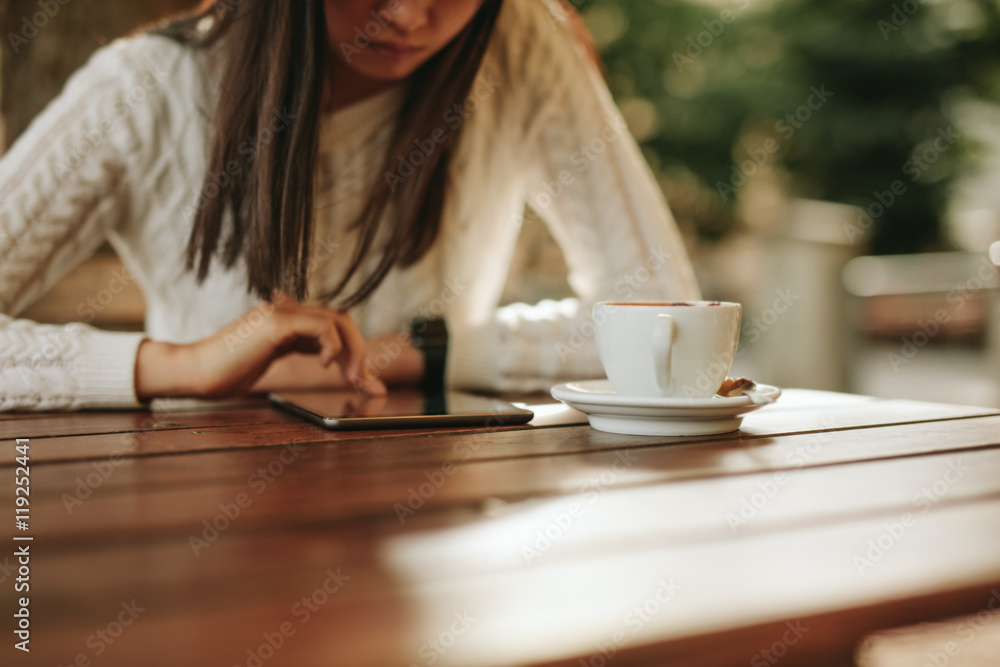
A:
[3,389,1000,667]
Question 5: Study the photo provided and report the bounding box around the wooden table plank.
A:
[2,390,999,667]
[9,494,1000,667]
[0,396,274,425]
[0,403,588,464]
[387,499,1000,667]
[15,414,1000,545]
[0,405,303,441]
[4,390,995,464]
[17,446,1000,599]
[0,393,566,436]
[6,394,996,489]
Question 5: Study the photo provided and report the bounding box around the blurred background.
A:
[2,0,1000,406]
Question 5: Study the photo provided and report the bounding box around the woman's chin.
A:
[348,54,427,83]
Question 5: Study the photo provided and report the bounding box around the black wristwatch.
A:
[411,318,449,394]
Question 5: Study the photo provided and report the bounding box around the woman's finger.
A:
[327,310,368,382]
[266,302,387,395]
[267,305,345,368]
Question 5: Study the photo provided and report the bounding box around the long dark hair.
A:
[155,0,504,307]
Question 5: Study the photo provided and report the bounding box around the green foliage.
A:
[577,0,1000,253]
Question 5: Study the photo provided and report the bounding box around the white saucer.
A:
[550,379,781,437]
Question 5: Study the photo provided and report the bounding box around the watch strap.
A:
[411,318,448,394]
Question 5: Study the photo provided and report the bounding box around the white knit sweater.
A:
[0,0,700,411]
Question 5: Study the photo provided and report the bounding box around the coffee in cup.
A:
[593,301,742,399]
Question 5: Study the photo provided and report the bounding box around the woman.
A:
[0,0,700,411]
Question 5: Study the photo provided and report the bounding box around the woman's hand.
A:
[134,296,388,400]
[248,331,425,394]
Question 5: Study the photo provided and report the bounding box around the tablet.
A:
[269,389,534,430]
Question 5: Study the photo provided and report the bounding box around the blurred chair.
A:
[842,250,1000,407]
[18,248,146,331]
[744,199,864,392]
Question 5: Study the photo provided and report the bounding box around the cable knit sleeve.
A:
[0,39,164,411]
[457,0,701,392]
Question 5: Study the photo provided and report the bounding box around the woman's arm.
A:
[0,41,158,411]
[135,298,390,398]
[0,36,396,410]
[457,0,700,392]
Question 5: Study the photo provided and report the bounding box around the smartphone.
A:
[269,389,534,430]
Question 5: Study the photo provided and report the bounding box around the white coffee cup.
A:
[593,301,742,399]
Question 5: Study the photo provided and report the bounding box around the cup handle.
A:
[653,314,674,395]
